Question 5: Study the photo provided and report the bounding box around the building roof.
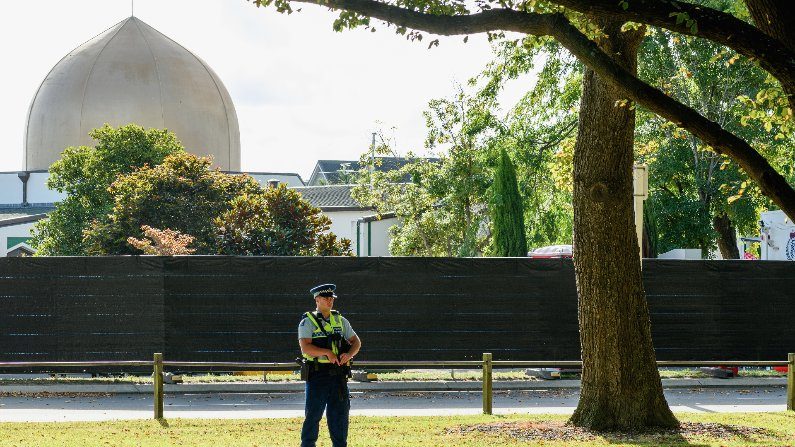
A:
[0,205,54,228]
[292,185,370,211]
[361,212,397,223]
[308,157,439,186]
[25,16,240,171]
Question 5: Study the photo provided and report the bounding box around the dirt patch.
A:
[448,420,777,443]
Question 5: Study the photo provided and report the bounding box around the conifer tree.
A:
[490,148,527,257]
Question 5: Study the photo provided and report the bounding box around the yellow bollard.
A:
[788,353,794,411]
[154,353,164,419]
[482,353,493,415]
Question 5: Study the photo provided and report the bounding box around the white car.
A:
[528,244,573,259]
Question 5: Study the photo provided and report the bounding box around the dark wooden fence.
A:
[0,256,793,371]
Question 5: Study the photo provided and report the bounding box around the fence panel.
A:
[0,256,793,370]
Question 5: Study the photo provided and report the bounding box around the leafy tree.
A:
[354,150,488,257]
[479,42,579,248]
[354,82,575,257]
[490,148,527,256]
[637,24,795,258]
[314,232,353,256]
[84,152,261,255]
[215,186,352,256]
[31,124,184,255]
[248,0,794,429]
[127,225,197,255]
[353,91,495,257]
[248,0,795,220]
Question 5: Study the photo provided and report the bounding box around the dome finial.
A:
[131,0,134,17]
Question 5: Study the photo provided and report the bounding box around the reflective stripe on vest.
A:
[302,311,344,363]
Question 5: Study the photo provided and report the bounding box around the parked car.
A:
[528,244,573,259]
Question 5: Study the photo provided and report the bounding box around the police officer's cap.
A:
[310,283,337,298]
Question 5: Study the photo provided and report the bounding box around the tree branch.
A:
[551,0,795,110]
[253,0,795,219]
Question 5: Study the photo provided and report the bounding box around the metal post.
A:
[154,353,164,419]
[482,352,493,415]
[788,353,794,411]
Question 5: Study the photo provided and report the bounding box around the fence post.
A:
[154,352,164,419]
[788,353,794,412]
[482,352,493,415]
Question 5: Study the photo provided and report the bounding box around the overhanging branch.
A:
[551,0,795,108]
[251,0,795,219]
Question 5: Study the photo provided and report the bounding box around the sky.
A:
[0,0,530,180]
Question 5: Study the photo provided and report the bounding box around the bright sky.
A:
[0,1,529,180]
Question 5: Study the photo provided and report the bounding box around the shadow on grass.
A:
[158,418,170,428]
[449,420,779,446]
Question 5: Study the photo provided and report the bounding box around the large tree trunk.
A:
[713,213,741,259]
[745,0,795,111]
[569,20,678,430]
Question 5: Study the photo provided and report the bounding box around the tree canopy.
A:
[490,148,528,256]
[31,124,184,255]
[84,152,262,254]
[216,185,352,256]
[249,0,795,220]
[247,0,793,430]
[81,151,352,256]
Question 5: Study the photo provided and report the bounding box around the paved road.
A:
[0,387,787,422]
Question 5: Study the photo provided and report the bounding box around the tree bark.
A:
[745,1,795,51]
[713,213,741,259]
[569,20,677,430]
[745,0,795,110]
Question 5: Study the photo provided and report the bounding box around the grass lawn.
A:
[0,413,793,446]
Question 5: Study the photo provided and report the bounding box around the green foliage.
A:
[215,186,353,256]
[642,201,659,258]
[490,148,527,256]
[127,225,197,256]
[353,89,494,257]
[30,124,184,255]
[472,3,792,256]
[479,39,579,248]
[83,153,351,256]
[636,25,794,256]
[83,152,261,255]
[353,74,575,256]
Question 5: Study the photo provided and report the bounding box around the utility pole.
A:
[370,132,376,188]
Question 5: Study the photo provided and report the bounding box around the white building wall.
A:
[0,173,23,204]
[366,217,394,257]
[352,216,398,257]
[27,172,65,203]
[658,248,702,260]
[0,221,38,256]
[322,210,373,243]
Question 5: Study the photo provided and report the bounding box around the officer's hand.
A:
[339,353,352,365]
[326,351,340,365]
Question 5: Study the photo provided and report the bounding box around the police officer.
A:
[299,283,361,447]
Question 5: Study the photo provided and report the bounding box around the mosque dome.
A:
[24,17,240,171]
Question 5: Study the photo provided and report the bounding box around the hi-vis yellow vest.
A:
[302,311,344,363]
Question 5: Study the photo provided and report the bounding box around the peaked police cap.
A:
[310,283,337,298]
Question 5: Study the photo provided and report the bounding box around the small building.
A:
[292,185,396,256]
[0,206,52,257]
[307,157,439,186]
[353,212,399,257]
